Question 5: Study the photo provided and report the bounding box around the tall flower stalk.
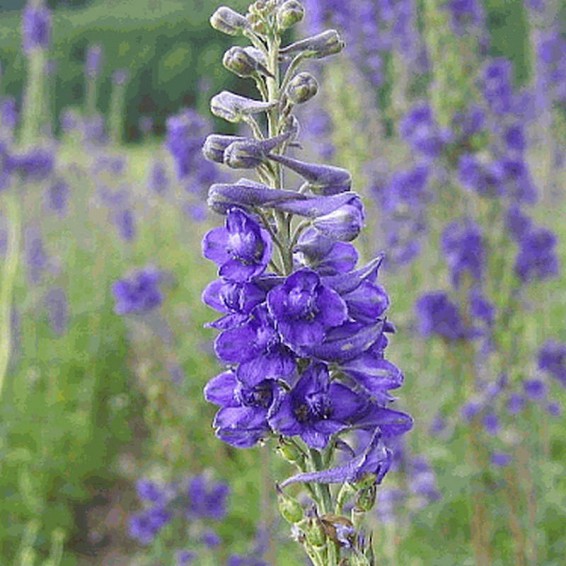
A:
[201,2,412,564]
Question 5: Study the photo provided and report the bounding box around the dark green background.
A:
[0,0,530,140]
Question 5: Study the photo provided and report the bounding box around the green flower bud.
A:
[277,486,304,524]
[305,517,327,548]
[276,0,305,30]
[223,46,273,78]
[210,7,249,36]
[355,484,377,513]
[286,72,318,104]
[281,30,345,60]
[277,437,305,465]
[354,472,377,491]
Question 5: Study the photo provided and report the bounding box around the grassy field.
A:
[0,137,564,564]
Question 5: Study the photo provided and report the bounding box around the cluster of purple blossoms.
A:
[441,219,484,287]
[203,205,411,452]
[512,222,559,283]
[458,371,562,466]
[399,103,451,160]
[166,110,219,184]
[22,0,52,55]
[416,216,494,341]
[0,144,55,188]
[538,340,566,388]
[129,474,229,548]
[373,164,430,267]
[112,267,163,315]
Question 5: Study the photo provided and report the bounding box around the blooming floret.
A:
[203,208,272,283]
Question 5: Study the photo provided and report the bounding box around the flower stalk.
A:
[201,2,412,563]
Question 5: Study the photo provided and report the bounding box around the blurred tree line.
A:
[0,0,531,142]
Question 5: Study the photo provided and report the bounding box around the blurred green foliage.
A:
[0,0,532,141]
[0,0,251,141]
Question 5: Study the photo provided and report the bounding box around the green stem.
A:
[0,192,21,401]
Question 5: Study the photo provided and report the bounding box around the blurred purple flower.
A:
[112,268,163,315]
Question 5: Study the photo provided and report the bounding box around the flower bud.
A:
[286,72,318,105]
[280,30,345,60]
[224,132,292,169]
[305,518,326,548]
[210,91,277,123]
[276,486,304,524]
[223,46,273,78]
[268,154,351,195]
[355,484,377,512]
[276,0,305,30]
[210,6,249,36]
[224,140,266,169]
[203,134,247,163]
[277,437,304,465]
[312,201,365,242]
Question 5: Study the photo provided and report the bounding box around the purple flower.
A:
[500,158,537,205]
[85,44,103,78]
[45,178,69,216]
[187,474,230,521]
[205,371,279,448]
[446,0,485,36]
[506,205,532,242]
[538,340,566,387]
[201,529,221,548]
[458,154,504,197]
[491,452,512,467]
[482,58,514,115]
[112,268,163,315]
[382,165,429,210]
[399,103,450,158]
[415,292,470,341]
[112,69,129,86]
[176,551,198,566]
[203,208,272,283]
[113,208,136,242]
[267,268,348,354]
[504,124,526,153]
[506,393,525,415]
[45,287,69,336]
[523,379,547,401]
[483,413,500,435]
[136,479,166,504]
[461,400,482,422]
[409,456,441,504]
[469,288,495,326]
[442,220,484,287]
[214,305,296,386]
[281,429,393,487]
[25,227,48,285]
[9,147,54,181]
[147,160,169,195]
[294,229,359,275]
[129,507,172,545]
[546,402,562,417]
[268,363,366,449]
[514,226,559,283]
[166,108,214,179]
[22,1,52,53]
[202,279,266,322]
[1,97,18,133]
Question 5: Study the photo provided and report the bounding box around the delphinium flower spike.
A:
[201,3,412,564]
